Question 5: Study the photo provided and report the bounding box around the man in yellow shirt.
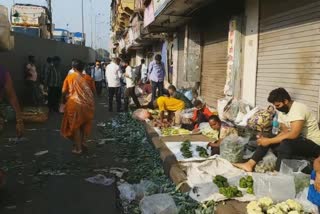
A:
[154,96,185,125]
[235,88,320,172]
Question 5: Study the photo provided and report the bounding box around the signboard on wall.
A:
[224,17,242,97]
[144,1,155,27]
[11,5,46,27]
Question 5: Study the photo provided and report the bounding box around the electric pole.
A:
[46,0,53,38]
[82,0,84,36]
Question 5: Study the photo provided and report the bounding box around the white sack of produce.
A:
[140,194,178,214]
[183,157,256,203]
[0,6,11,51]
[280,159,310,194]
[164,141,211,162]
[236,107,260,127]
[254,150,277,173]
[253,173,296,202]
[132,109,151,121]
[220,135,249,163]
[217,98,230,120]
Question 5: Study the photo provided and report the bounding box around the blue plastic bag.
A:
[308,171,320,207]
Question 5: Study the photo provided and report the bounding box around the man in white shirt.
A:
[123,59,141,112]
[139,59,148,84]
[91,60,104,96]
[105,57,122,112]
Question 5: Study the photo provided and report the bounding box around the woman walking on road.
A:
[61,59,96,154]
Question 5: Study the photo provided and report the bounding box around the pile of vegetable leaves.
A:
[100,113,216,214]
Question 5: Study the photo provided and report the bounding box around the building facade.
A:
[110,0,320,119]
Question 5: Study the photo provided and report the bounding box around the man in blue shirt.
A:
[148,54,165,102]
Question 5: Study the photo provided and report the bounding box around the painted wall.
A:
[241,0,259,106]
[0,32,96,98]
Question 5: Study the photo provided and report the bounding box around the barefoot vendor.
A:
[234,88,320,172]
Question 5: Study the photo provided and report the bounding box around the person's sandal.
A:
[71,149,82,155]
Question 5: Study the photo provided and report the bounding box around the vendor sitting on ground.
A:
[191,89,204,105]
[168,85,193,109]
[191,100,213,129]
[234,88,320,172]
[198,115,237,155]
[153,96,185,125]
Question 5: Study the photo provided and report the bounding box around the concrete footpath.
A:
[0,96,121,214]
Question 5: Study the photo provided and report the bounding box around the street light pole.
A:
[81,0,84,36]
[90,0,94,48]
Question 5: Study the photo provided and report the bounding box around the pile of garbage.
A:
[100,113,215,214]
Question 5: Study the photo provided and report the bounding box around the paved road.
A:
[0,96,121,214]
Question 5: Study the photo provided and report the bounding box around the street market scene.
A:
[1,0,320,213]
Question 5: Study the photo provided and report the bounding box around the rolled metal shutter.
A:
[256,0,320,115]
[201,28,228,107]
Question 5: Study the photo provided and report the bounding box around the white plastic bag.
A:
[280,159,310,194]
[253,173,296,202]
[118,182,137,203]
[134,180,159,200]
[217,98,230,120]
[135,86,143,97]
[223,99,240,122]
[295,187,318,213]
[220,135,249,163]
[254,150,277,173]
[85,174,115,186]
[140,194,178,214]
[280,159,308,174]
[237,107,260,127]
[132,109,151,121]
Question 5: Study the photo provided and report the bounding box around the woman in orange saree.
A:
[61,60,95,154]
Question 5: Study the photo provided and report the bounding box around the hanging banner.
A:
[144,1,155,27]
[224,17,242,97]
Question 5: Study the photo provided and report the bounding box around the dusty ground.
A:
[0,96,121,214]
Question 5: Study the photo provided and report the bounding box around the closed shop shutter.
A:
[256,0,320,115]
[201,26,228,107]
